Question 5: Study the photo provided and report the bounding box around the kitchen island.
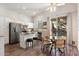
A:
[20,33,36,48]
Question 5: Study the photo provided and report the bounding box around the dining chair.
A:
[41,36,52,55]
[49,39,56,55]
[55,40,66,56]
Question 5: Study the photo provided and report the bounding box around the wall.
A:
[0,37,4,56]
[77,4,79,50]
[71,12,77,45]
[0,7,33,44]
[34,16,50,37]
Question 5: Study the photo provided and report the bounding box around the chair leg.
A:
[50,45,53,55]
[26,42,27,48]
[43,45,47,53]
[32,41,33,48]
[55,47,56,56]
[43,45,45,53]
[41,44,44,52]
[58,48,65,56]
[64,48,65,56]
[26,42,28,48]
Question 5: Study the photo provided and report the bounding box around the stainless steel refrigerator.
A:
[9,23,21,44]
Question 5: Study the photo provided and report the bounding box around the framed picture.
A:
[43,22,47,26]
[43,22,47,29]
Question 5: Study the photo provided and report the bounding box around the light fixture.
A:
[49,6,53,12]
[47,3,56,12]
[47,3,66,12]
[53,6,56,11]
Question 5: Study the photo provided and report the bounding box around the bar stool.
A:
[33,37,38,46]
[26,38,33,48]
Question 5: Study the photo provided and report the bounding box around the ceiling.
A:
[0,3,77,18]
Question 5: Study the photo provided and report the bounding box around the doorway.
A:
[51,16,67,40]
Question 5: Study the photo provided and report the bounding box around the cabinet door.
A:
[0,37,4,56]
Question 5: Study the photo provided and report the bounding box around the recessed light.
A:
[22,7,26,10]
[33,12,37,15]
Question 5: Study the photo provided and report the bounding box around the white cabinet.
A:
[0,36,4,56]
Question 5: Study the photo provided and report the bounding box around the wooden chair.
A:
[41,36,52,55]
[55,40,66,56]
[41,36,49,44]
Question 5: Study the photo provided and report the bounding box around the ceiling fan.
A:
[47,3,66,12]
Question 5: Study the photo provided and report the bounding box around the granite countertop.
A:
[21,32,34,35]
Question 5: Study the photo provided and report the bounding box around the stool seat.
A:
[26,38,33,42]
[33,37,38,40]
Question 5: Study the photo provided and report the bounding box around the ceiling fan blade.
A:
[46,3,65,12]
